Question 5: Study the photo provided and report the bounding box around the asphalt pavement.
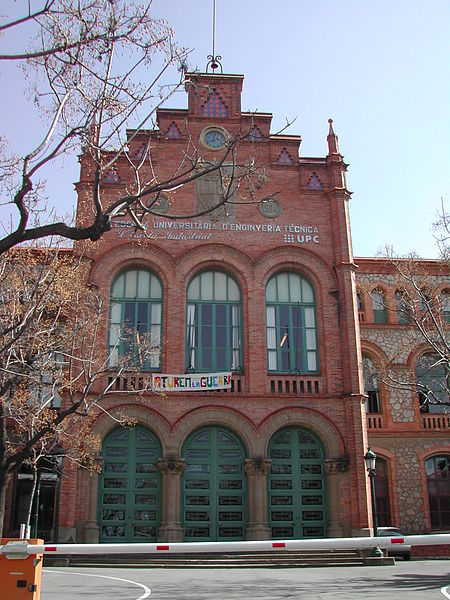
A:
[41,560,450,599]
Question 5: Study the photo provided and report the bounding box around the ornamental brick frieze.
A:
[323,458,349,475]
[157,458,186,475]
[243,458,272,476]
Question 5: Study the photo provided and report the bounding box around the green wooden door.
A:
[268,427,326,539]
[182,427,247,541]
[98,427,161,543]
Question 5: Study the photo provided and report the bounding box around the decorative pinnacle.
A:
[327,118,340,154]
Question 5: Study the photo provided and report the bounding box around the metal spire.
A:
[206,0,223,73]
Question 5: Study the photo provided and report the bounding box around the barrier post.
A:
[0,539,44,600]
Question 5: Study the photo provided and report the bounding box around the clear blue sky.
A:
[1,0,449,258]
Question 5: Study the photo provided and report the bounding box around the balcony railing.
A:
[422,414,450,431]
[367,415,384,429]
[268,375,321,396]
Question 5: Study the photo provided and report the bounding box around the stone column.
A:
[83,457,103,543]
[323,458,349,538]
[243,458,272,540]
[157,458,186,542]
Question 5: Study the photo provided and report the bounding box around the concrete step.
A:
[45,550,394,568]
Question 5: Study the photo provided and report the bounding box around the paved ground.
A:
[41,560,450,599]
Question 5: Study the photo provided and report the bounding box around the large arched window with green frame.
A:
[266,272,318,373]
[186,271,242,372]
[108,269,162,370]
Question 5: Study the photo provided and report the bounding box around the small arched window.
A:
[395,290,411,324]
[362,355,381,413]
[441,291,450,324]
[425,456,450,529]
[108,269,162,370]
[186,271,242,372]
[266,272,318,373]
[371,289,387,324]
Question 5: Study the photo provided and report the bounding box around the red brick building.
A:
[6,71,449,544]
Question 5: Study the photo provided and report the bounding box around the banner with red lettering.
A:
[152,373,232,392]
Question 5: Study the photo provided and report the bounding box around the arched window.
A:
[395,290,411,324]
[425,456,450,529]
[186,271,242,372]
[374,458,391,526]
[416,354,449,413]
[266,272,318,373]
[372,289,387,324]
[108,269,162,370]
[441,291,450,323]
[362,355,381,413]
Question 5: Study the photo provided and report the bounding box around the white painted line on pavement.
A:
[441,585,450,599]
[43,568,151,599]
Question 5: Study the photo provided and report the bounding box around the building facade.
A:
[6,71,449,544]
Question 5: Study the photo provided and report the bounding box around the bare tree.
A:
[0,1,265,255]
[370,224,449,413]
[0,244,150,535]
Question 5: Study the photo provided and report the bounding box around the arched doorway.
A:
[268,427,327,538]
[98,426,161,543]
[181,426,247,541]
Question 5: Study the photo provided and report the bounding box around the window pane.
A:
[307,352,317,371]
[277,274,289,302]
[306,330,316,350]
[110,303,121,324]
[201,272,213,300]
[151,303,161,324]
[228,278,240,301]
[289,274,302,302]
[112,274,124,297]
[266,306,275,327]
[266,278,277,302]
[150,275,162,299]
[137,271,150,298]
[188,276,200,300]
[215,272,227,300]
[302,279,314,303]
[124,270,137,297]
[304,308,315,328]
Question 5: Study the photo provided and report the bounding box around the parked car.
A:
[377,526,411,560]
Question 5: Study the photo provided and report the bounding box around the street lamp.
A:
[364,448,383,558]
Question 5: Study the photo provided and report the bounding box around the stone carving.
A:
[243,458,272,476]
[323,458,350,475]
[259,197,282,218]
[157,458,186,475]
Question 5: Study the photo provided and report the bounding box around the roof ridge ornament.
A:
[206,0,223,73]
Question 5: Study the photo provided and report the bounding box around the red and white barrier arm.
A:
[0,534,449,559]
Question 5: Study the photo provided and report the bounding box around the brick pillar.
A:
[157,458,186,542]
[243,458,272,540]
[323,458,349,537]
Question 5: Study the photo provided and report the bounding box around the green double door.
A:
[268,427,327,539]
[98,427,161,543]
[182,427,247,541]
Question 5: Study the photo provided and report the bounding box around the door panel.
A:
[182,427,247,541]
[268,427,326,538]
[99,427,161,543]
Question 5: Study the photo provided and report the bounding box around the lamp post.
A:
[364,447,383,558]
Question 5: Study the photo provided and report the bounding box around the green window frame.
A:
[372,290,387,324]
[108,269,162,371]
[186,271,242,373]
[266,272,318,373]
[362,354,381,413]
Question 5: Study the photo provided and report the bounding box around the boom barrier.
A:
[1,533,450,558]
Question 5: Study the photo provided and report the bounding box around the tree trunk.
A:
[0,466,12,537]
